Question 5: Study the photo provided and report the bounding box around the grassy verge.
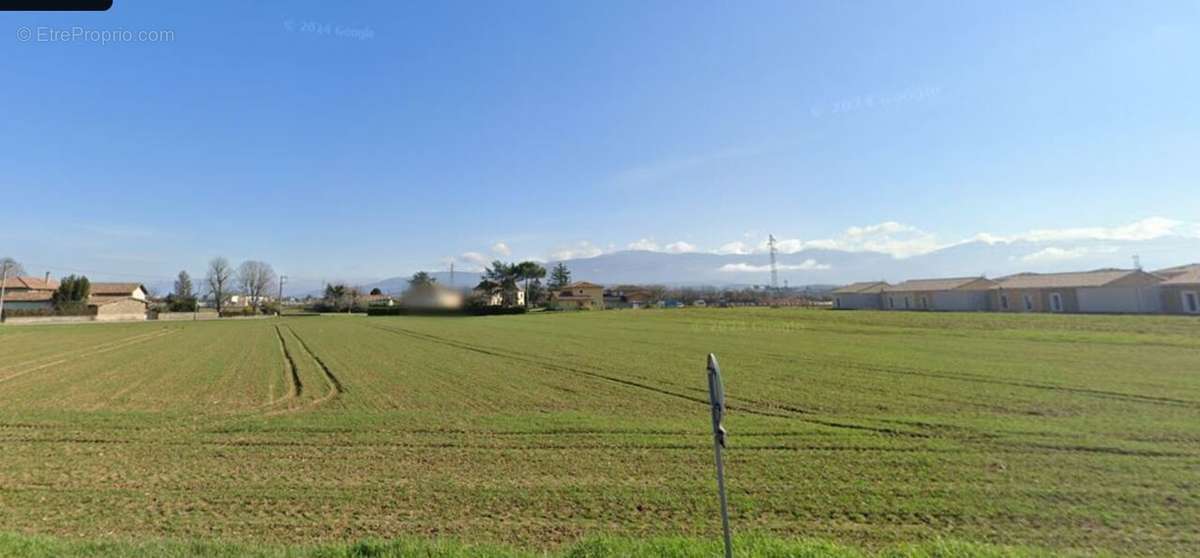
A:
[0,533,1081,558]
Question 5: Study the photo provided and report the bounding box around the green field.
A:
[0,310,1197,556]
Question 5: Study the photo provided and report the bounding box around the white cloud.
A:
[1018,217,1194,243]
[714,216,1199,260]
[976,217,1199,245]
[1019,245,1120,263]
[623,239,700,254]
[744,221,945,259]
[1020,247,1088,263]
[664,241,697,253]
[627,238,659,251]
[715,241,754,255]
[550,241,606,261]
[491,242,511,257]
[968,232,1010,245]
[719,259,831,273]
[459,251,489,271]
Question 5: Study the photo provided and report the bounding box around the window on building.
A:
[835,297,842,308]
[904,296,911,309]
[888,297,895,309]
[1050,292,1063,312]
[919,296,928,309]
[1184,291,1199,314]
[1000,294,1009,309]
[1023,295,1034,311]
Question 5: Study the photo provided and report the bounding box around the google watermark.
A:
[16,26,175,44]
[283,19,375,41]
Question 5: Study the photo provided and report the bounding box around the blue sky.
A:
[2,1,1198,288]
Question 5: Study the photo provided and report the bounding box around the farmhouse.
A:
[831,281,887,309]
[604,287,654,309]
[0,275,59,311]
[227,294,272,307]
[362,293,397,307]
[882,277,996,311]
[1157,265,1200,315]
[992,269,1162,314]
[550,281,604,310]
[88,283,151,321]
[473,286,525,307]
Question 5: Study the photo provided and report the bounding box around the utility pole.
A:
[0,263,9,324]
[768,234,780,306]
[277,275,287,317]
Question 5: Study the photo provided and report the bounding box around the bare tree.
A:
[1,257,25,278]
[237,260,276,313]
[644,285,668,304]
[206,257,234,314]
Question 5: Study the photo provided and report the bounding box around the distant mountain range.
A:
[342,236,1197,295]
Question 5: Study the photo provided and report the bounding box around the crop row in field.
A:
[0,309,1197,555]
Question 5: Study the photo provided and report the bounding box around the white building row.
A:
[832,265,1200,315]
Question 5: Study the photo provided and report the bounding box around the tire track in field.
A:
[817,357,1200,409]
[261,325,342,413]
[367,323,743,409]
[283,325,344,396]
[272,324,303,401]
[0,329,176,386]
[366,324,777,412]
[0,329,169,375]
[365,323,927,438]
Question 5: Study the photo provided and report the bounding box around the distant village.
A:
[2,255,1197,325]
[832,264,1200,315]
[0,257,823,325]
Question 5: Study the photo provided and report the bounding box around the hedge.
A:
[2,306,94,319]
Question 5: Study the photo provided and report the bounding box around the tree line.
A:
[405,260,573,309]
[197,257,278,315]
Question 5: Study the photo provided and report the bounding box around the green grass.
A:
[0,532,1069,558]
[0,309,1197,555]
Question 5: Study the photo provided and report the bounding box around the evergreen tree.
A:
[52,275,90,314]
[170,270,198,312]
[549,262,571,290]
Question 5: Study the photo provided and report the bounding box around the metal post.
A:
[707,353,732,558]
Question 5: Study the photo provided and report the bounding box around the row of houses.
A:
[831,264,1200,315]
[0,275,151,321]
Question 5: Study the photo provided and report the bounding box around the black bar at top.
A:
[0,0,112,10]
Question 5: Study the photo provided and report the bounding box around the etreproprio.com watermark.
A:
[16,26,175,44]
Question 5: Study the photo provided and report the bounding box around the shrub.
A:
[165,295,198,312]
[52,275,90,312]
[1,305,94,319]
[2,307,56,318]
